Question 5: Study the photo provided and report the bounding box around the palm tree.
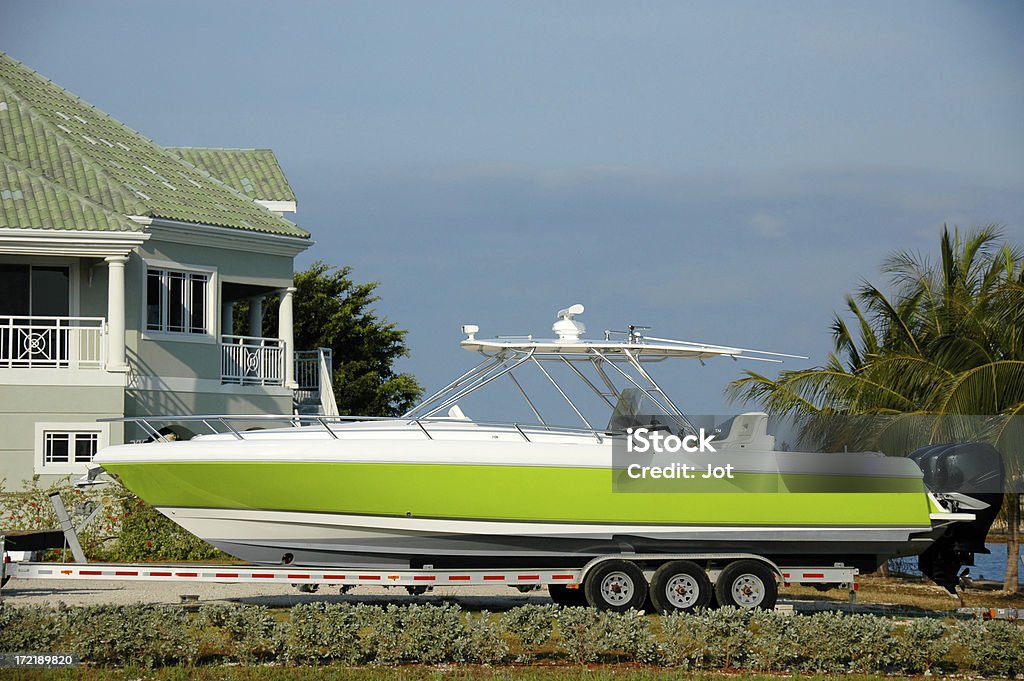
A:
[728,226,1024,591]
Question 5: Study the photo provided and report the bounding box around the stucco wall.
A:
[0,382,125,487]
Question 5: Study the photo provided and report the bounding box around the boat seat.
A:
[712,412,775,450]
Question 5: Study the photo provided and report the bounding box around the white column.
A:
[278,286,297,388]
[248,296,264,337]
[104,255,129,372]
[221,302,234,336]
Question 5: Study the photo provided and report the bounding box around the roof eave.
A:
[0,227,149,257]
[145,217,312,257]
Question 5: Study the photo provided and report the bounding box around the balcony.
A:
[220,335,285,386]
[220,341,335,413]
[0,316,106,369]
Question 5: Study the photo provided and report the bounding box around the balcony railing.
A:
[221,335,284,386]
[294,348,338,416]
[0,316,106,369]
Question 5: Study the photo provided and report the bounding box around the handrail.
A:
[0,315,106,369]
[102,413,611,444]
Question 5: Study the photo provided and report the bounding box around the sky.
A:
[2,0,1022,418]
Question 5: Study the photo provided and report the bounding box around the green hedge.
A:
[2,603,1023,673]
[0,479,226,562]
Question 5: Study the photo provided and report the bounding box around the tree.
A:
[238,261,422,416]
[728,226,1024,591]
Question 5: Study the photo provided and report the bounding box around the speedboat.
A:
[95,305,1003,594]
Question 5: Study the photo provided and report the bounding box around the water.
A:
[896,542,1023,584]
[970,543,1023,584]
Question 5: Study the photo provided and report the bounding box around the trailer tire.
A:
[584,560,647,612]
[715,560,777,610]
[549,583,588,606]
[649,560,712,613]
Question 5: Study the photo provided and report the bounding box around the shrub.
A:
[0,479,120,559]
[107,491,226,562]
[0,478,226,562]
[0,605,64,652]
[746,609,803,671]
[2,597,1022,673]
[659,607,751,669]
[603,609,659,663]
[500,604,557,660]
[219,605,285,663]
[555,606,605,664]
[286,602,362,664]
[465,610,510,664]
[354,603,472,664]
[59,604,197,668]
[953,619,1024,677]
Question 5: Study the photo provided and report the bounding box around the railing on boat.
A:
[105,414,613,444]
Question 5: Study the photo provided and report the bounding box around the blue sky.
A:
[3,1,1022,417]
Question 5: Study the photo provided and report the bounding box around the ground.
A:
[2,572,1021,614]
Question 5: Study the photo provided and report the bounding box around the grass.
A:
[7,669,913,681]
[781,573,1024,614]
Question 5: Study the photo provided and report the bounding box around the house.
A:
[0,52,328,486]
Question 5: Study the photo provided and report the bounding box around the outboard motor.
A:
[910,442,1004,594]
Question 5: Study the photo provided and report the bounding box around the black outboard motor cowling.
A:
[910,442,1004,594]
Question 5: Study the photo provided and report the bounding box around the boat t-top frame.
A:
[101,305,803,445]
[405,304,804,434]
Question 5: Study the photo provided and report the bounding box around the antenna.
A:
[552,304,586,341]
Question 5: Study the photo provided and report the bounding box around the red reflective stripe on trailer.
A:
[175,572,198,577]
[853,583,859,590]
[359,575,381,580]
[413,575,435,581]
[781,572,791,578]
[150,571,172,577]
[483,575,505,581]
[448,575,471,581]
[79,570,102,576]
[518,575,540,580]
[802,573,825,579]
[324,575,347,580]
[287,574,311,580]
[253,573,275,579]
[215,573,239,578]
[114,571,139,576]
[551,574,575,580]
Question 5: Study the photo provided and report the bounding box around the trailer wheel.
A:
[549,583,588,606]
[649,560,712,613]
[715,560,777,610]
[584,560,647,612]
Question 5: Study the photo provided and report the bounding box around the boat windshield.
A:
[606,388,693,436]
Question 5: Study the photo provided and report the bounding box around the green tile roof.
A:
[167,147,297,204]
[0,155,141,231]
[0,52,309,238]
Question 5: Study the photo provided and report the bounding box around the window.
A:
[146,267,209,334]
[0,264,70,316]
[43,431,99,465]
[34,422,110,474]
